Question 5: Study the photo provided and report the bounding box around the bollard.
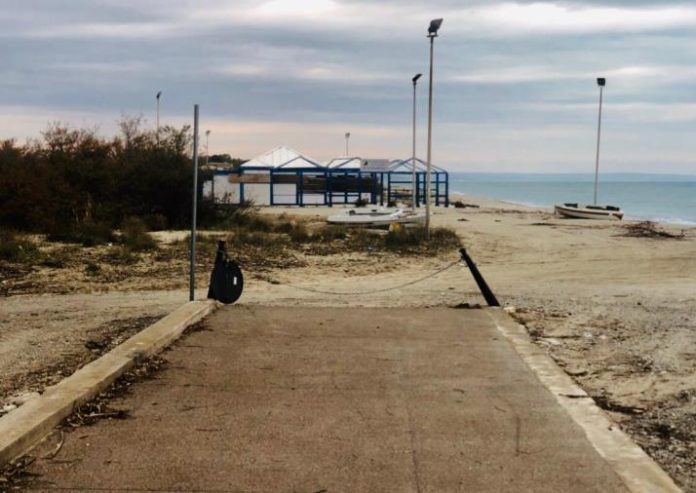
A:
[459,248,500,307]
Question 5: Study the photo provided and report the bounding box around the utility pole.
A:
[411,73,422,209]
[190,105,199,302]
[425,18,443,240]
[156,91,162,144]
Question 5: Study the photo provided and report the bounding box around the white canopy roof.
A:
[241,146,324,169]
[326,157,363,169]
[389,157,446,173]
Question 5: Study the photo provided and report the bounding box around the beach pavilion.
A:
[203,146,449,207]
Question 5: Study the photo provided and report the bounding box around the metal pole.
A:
[593,84,604,205]
[190,104,199,301]
[156,91,161,144]
[206,130,210,167]
[425,34,435,240]
[412,79,417,209]
[206,130,213,201]
[345,132,350,156]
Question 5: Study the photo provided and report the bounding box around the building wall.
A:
[202,174,240,203]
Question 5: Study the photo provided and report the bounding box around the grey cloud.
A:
[1,1,695,171]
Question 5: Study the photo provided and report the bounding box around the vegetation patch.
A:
[0,231,38,262]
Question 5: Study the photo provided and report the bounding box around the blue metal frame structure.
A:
[226,166,449,207]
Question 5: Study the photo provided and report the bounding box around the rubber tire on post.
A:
[210,259,244,304]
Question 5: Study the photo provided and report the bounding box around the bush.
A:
[228,228,284,248]
[385,226,460,252]
[0,120,197,234]
[288,223,310,243]
[0,231,38,262]
[355,197,369,207]
[317,224,349,241]
[121,217,157,251]
[143,213,168,231]
[46,221,115,247]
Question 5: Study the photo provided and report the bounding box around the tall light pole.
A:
[425,18,443,240]
[190,104,200,302]
[345,132,351,156]
[205,130,211,166]
[205,129,212,200]
[593,77,606,205]
[411,73,422,209]
[156,91,162,143]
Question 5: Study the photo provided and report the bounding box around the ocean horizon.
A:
[449,172,696,225]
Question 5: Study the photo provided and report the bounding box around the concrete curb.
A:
[486,308,682,493]
[0,299,217,468]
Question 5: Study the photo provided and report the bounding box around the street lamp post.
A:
[593,77,606,205]
[190,104,200,302]
[425,18,443,240]
[345,132,350,156]
[156,91,162,143]
[411,73,422,209]
[205,130,211,166]
[206,130,213,200]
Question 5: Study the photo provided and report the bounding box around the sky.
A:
[1,0,696,173]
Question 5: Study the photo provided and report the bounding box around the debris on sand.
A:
[622,221,685,240]
[453,200,480,209]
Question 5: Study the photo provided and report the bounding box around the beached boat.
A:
[554,203,624,220]
[327,207,425,227]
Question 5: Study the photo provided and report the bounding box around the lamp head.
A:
[428,18,443,36]
[597,77,606,87]
[156,91,162,99]
[412,73,423,83]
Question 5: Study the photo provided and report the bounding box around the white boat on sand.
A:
[327,207,425,227]
[554,203,624,220]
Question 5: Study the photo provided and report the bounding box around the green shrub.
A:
[40,245,80,268]
[143,213,168,231]
[228,228,282,248]
[47,221,115,247]
[101,245,138,265]
[385,226,460,252]
[288,223,310,243]
[273,219,295,234]
[85,261,101,275]
[355,197,369,207]
[316,224,349,241]
[121,217,157,251]
[0,231,38,262]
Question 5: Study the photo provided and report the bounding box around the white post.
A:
[190,105,199,302]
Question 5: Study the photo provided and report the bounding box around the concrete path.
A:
[24,306,631,492]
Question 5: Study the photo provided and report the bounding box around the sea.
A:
[449,173,696,225]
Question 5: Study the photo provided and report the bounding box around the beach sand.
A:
[2,196,695,489]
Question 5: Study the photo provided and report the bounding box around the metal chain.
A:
[282,260,464,296]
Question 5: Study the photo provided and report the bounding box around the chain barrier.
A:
[282,259,465,296]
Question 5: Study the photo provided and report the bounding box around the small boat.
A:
[327,207,425,227]
[554,203,624,220]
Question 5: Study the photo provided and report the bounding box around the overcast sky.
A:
[1,0,696,173]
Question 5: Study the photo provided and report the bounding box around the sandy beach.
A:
[2,196,695,489]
